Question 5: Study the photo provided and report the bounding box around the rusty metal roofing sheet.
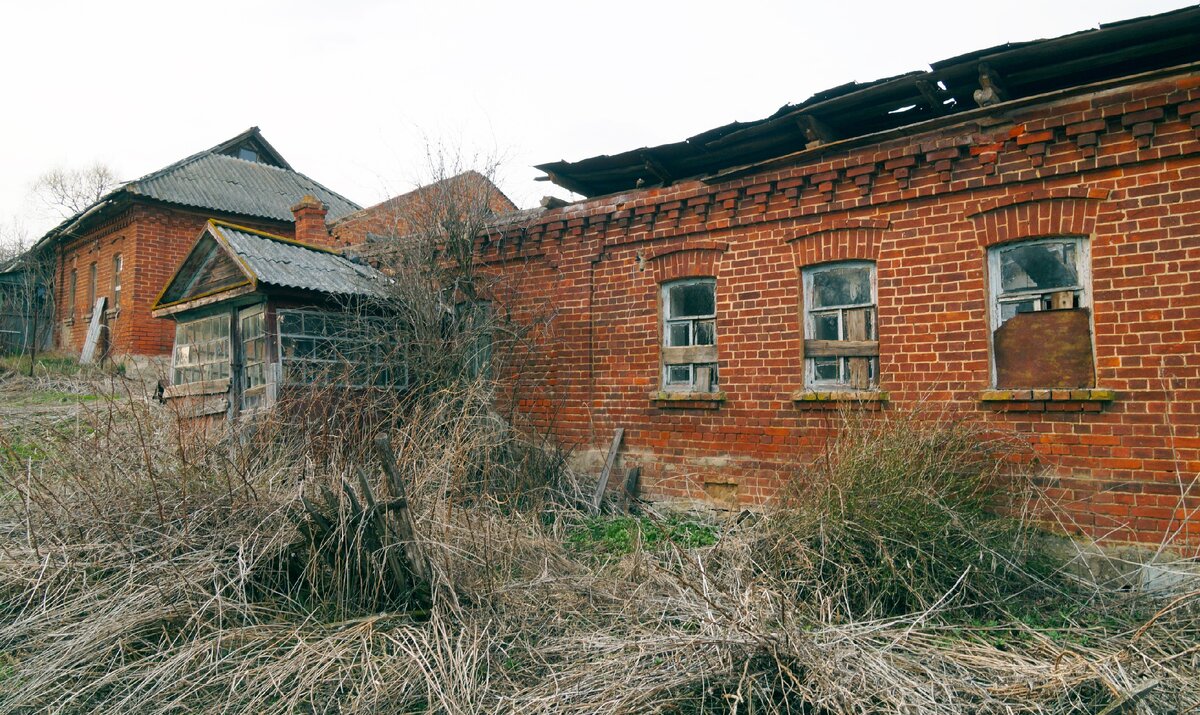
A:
[213,224,387,298]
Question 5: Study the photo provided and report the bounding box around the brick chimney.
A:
[291,194,332,247]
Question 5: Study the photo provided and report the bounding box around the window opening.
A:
[661,279,718,392]
[111,254,122,309]
[802,261,878,390]
[68,269,76,319]
[239,305,266,411]
[171,313,231,386]
[988,237,1093,388]
[87,262,97,311]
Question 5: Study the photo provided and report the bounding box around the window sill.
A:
[105,308,120,320]
[792,390,889,402]
[64,318,74,327]
[163,378,231,399]
[650,390,726,409]
[980,388,1116,412]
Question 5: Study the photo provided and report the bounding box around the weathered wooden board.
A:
[592,427,625,513]
[846,307,870,389]
[803,339,879,357]
[621,466,640,514]
[994,308,1094,389]
[79,297,107,364]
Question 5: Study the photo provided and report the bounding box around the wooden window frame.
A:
[660,278,719,393]
[111,253,122,310]
[801,260,879,391]
[67,268,77,320]
[169,312,233,388]
[986,236,1092,388]
[87,262,97,314]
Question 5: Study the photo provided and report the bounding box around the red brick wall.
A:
[332,171,518,248]
[54,203,293,357]
[484,68,1200,551]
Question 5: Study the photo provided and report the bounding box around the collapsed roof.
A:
[37,127,361,249]
[536,6,1200,198]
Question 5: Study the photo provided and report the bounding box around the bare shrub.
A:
[757,405,1051,620]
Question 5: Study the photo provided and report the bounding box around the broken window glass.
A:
[989,237,1092,387]
[278,309,407,389]
[661,279,719,392]
[802,261,879,390]
[240,306,267,411]
[667,281,715,319]
[811,263,872,309]
[998,241,1078,294]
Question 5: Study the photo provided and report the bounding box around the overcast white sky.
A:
[1,0,1194,242]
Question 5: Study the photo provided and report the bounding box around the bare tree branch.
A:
[31,163,121,219]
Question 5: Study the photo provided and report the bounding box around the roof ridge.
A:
[208,219,344,255]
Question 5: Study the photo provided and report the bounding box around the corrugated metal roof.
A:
[35,127,361,249]
[212,223,387,298]
[130,152,360,222]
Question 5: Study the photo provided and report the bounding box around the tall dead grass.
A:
[0,382,1197,714]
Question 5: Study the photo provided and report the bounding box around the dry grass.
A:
[0,381,1197,714]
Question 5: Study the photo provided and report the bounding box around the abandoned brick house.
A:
[33,127,360,358]
[461,7,1199,549]
[151,171,515,417]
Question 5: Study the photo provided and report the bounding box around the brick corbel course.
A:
[1122,107,1165,149]
[1180,100,1200,138]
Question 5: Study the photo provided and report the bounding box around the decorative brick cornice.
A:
[512,73,1194,252]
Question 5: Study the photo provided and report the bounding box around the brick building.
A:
[34,127,359,357]
[478,8,1200,549]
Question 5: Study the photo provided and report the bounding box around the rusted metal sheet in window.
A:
[993,308,1094,389]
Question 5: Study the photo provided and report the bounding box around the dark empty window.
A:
[661,278,718,392]
[238,146,258,162]
[802,261,878,390]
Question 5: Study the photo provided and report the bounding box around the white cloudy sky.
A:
[0,0,1193,242]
